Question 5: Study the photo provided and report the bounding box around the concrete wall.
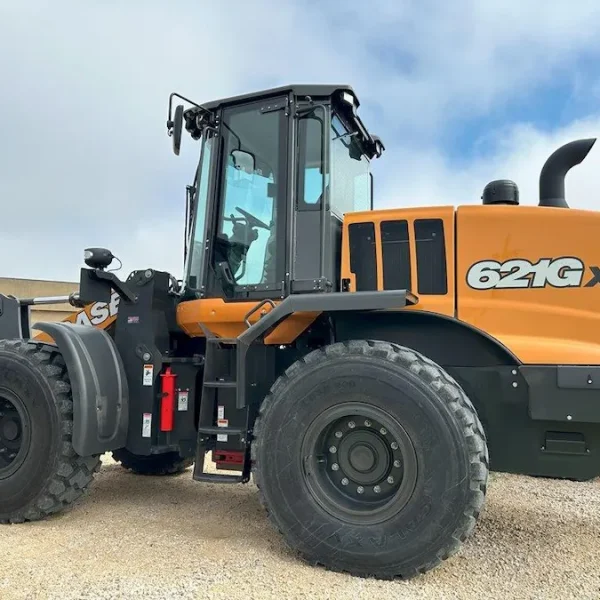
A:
[0,277,79,327]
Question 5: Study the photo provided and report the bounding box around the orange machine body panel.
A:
[457,204,600,364]
[342,203,600,365]
[176,298,319,345]
[341,206,456,317]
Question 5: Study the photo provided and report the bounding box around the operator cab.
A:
[167,85,384,303]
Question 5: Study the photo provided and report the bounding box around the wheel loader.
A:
[0,83,598,580]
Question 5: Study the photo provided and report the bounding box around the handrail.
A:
[243,299,277,328]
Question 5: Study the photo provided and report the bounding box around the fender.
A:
[330,310,520,367]
[34,321,129,456]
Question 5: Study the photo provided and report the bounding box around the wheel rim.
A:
[301,402,418,525]
[0,389,31,479]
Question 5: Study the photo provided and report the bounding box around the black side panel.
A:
[414,219,447,295]
[448,366,600,481]
[381,220,411,291]
[523,365,600,424]
[330,214,343,291]
[167,362,202,458]
[113,270,177,455]
[0,295,26,340]
[332,311,518,367]
[294,211,322,281]
[79,268,112,305]
[348,222,377,291]
[33,322,129,456]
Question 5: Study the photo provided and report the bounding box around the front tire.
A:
[0,340,101,524]
[252,340,488,579]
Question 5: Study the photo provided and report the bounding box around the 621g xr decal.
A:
[466,257,600,290]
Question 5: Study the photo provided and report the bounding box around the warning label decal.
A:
[143,364,154,386]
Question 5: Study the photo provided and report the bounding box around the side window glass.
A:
[187,137,212,290]
[330,114,371,217]
[220,156,275,285]
[298,116,327,209]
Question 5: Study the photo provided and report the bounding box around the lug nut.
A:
[341,478,349,486]
[335,431,343,439]
[348,421,356,429]
[364,419,371,427]
[374,485,381,494]
[394,460,401,468]
[391,442,398,450]
[331,463,339,471]
[380,427,387,435]
[387,476,394,484]
[357,486,364,494]
[329,446,337,454]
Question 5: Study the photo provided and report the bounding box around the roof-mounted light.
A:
[342,91,355,106]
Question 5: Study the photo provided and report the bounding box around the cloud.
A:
[374,113,600,215]
[0,0,599,282]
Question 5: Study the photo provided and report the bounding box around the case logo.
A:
[75,290,121,326]
[466,257,600,290]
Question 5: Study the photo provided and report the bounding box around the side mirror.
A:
[169,105,184,156]
[231,149,255,174]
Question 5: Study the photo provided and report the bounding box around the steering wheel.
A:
[235,206,270,230]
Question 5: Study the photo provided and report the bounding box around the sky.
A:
[1,0,600,282]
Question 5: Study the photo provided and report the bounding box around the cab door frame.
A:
[203,94,292,303]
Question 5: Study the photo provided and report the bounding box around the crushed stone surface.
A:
[0,456,599,600]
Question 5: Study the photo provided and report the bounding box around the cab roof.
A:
[181,83,384,159]
[198,84,358,111]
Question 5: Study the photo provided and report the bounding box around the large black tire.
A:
[112,448,193,476]
[0,340,101,524]
[252,340,488,579]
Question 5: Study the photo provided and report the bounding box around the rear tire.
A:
[252,340,488,579]
[112,448,193,476]
[0,340,101,524]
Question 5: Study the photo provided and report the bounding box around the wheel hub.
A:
[302,403,418,525]
[2,419,19,442]
[349,444,375,472]
[0,393,28,476]
[337,431,390,486]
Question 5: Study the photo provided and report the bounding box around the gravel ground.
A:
[0,455,599,600]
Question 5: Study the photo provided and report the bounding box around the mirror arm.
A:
[167,92,202,127]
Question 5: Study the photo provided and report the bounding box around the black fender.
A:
[34,321,129,456]
[330,310,520,367]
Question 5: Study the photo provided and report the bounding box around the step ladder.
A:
[192,337,251,483]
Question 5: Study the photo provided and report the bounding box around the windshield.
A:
[186,135,213,291]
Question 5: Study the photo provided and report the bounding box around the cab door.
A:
[177,95,292,339]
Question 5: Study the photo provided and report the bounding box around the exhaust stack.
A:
[539,138,596,208]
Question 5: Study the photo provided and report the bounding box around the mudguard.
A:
[34,321,129,456]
